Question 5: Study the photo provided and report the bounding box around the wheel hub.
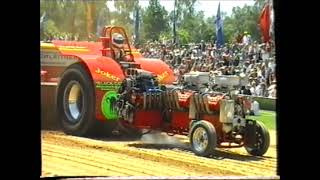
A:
[63,81,84,123]
[192,127,209,153]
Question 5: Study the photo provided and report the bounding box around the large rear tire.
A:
[244,120,270,156]
[57,63,98,136]
[190,120,217,157]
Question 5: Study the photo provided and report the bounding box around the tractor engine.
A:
[182,72,211,92]
[182,72,249,134]
[115,70,162,123]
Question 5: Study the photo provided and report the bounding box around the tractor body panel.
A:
[41,39,175,122]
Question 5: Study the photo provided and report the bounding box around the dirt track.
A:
[41,130,277,177]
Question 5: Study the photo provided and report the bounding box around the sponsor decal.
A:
[96,82,121,91]
[101,91,119,120]
[40,52,78,67]
[157,71,169,82]
[58,45,87,49]
[95,68,121,82]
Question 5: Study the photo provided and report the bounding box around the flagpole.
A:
[268,0,274,62]
[134,5,140,46]
[265,0,274,85]
[260,0,273,63]
[173,0,177,45]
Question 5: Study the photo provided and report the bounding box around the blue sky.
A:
[107,0,255,17]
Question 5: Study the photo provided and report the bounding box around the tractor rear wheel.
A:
[190,120,217,157]
[56,63,98,137]
[244,120,270,156]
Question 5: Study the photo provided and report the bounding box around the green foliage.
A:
[112,0,139,36]
[221,4,263,43]
[142,0,169,41]
[159,31,173,43]
[42,20,60,40]
[40,0,106,40]
[177,29,191,45]
[40,0,267,44]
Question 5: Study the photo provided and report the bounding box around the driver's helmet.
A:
[112,33,125,48]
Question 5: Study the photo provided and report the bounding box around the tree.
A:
[42,20,60,40]
[85,2,95,39]
[142,0,170,41]
[169,0,199,44]
[222,4,262,43]
[40,0,108,40]
[174,0,197,26]
[202,16,215,43]
[111,0,139,37]
[177,29,191,45]
[96,5,111,36]
[255,0,267,10]
[40,0,267,44]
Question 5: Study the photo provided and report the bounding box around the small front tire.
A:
[189,120,217,157]
[244,120,270,156]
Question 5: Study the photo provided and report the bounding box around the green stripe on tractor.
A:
[101,91,119,120]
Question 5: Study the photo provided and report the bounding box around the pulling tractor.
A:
[41,26,270,157]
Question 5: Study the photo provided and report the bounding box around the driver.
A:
[112,33,125,61]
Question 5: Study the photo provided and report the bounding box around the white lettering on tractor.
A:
[41,52,79,67]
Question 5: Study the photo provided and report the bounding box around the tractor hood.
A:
[134,58,175,85]
[44,41,175,85]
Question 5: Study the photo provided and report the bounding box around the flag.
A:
[259,2,271,43]
[215,2,224,48]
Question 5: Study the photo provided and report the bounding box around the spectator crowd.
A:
[138,37,276,98]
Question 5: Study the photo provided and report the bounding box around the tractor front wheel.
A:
[244,120,270,156]
[189,120,217,157]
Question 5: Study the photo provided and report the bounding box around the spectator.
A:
[250,81,257,96]
[256,82,267,97]
[250,100,260,116]
[268,80,277,98]
[138,39,276,98]
[200,40,206,53]
[242,31,252,45]
[241,85,252,95]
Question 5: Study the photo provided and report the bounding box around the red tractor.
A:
[41,26,270,157]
